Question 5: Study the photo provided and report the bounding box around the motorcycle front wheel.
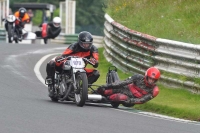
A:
[7,24,13,43]
[74,72,88,107]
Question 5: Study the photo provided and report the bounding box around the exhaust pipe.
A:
[88,94,104,101]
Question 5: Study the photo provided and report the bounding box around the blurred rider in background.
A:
[14,7,30,41]
[35,16,61,39]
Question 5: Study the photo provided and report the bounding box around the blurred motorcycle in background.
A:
[2,14,36,43]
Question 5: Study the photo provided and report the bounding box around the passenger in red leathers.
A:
[46,31,100,97]
[97,67,160,105]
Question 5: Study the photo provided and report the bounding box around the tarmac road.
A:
[0,41,199,133]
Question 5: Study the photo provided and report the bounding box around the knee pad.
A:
[93,70,100,78]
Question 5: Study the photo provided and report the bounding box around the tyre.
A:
[7,24,13,43]
[111,102,120,108]
[75,72,88,107]
[50,97,58,102]
[122,103,135,107]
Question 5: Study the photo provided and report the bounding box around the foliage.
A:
[10,0,62,9]
[10,0,106,35]
[75,0,106,35]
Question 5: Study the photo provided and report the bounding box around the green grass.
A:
[135,83,200,121]
[87,48,132,86]
[105,0,200,44]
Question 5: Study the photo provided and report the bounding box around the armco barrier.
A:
[65,34,78,44]
[0,28,6,41]
[50,33,78,44]
[51,33,104,48]
[104,13,200,94]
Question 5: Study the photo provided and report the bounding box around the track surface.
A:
[0,42,199,133]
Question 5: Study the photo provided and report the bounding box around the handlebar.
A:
[56,56,95,66]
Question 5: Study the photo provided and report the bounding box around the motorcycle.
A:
[45,56,95,107]
[3,14,19,43]
[87,66,135,108]
[2,14,36,43]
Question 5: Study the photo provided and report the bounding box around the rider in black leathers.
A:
[35,17,61,39]
[46,31,100,97]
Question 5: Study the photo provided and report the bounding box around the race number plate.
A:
[70,58,85,68]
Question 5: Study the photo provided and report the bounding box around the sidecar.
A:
[86,66,135,108]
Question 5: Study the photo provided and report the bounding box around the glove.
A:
[55,56,63,63]
[90,58,97,65]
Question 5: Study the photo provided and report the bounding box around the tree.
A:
[75,0,106,36]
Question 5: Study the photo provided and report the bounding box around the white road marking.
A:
[111,108,200,125]
[34,53,59,86]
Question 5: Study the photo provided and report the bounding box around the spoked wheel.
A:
[48,85,58,102]
[75,72,88,107]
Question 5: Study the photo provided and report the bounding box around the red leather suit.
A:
[99,74,159,104]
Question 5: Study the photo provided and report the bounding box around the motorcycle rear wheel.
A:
[74,72,88,107]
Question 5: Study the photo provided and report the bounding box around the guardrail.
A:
[51,33,104,48]
[104,13,200,94]
[50,33,78,44]
[0,28,6,41]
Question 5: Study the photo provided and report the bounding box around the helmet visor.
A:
[147,77,157,85]
[53,23,60,27]
[81,42,92,49]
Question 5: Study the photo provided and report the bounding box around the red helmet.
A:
[144,67,160,86]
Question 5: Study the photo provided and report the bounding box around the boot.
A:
[45,76,53,85]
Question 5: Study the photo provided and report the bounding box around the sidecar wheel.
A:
[122,103,135,107]
[44,38,48,44]
[75,72,88,107]
[111,102,119,108]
